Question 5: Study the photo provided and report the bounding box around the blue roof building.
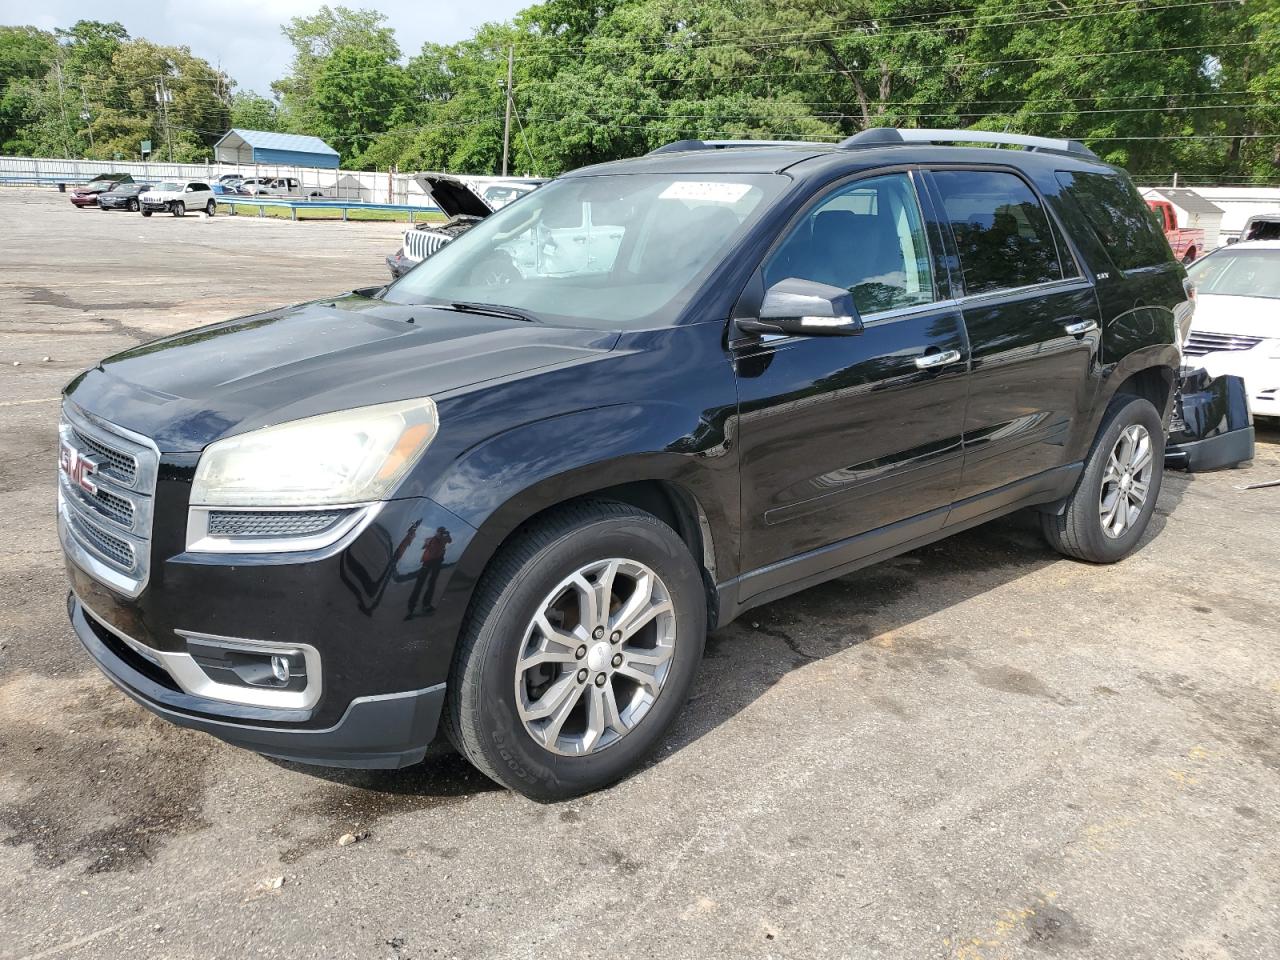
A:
[213,129,341,169]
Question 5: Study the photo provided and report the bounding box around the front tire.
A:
[128,198,139,212]
[172,201,185,217]
[141,210,152,217]
[1041,394,1164,563]
[445,501,706,800]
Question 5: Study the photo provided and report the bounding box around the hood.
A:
[63,294,619,452]
[412,174,493,219]
[1190,294,1279,340]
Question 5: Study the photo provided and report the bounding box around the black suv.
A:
[60,129,1189,799]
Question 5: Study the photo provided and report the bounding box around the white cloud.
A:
[0,0,527,95]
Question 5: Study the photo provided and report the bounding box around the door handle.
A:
[1064,319,1099,336]
[914,349,961,370]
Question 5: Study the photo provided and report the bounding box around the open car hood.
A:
[412,173,494,219]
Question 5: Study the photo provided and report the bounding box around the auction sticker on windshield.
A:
[659,181,754,203]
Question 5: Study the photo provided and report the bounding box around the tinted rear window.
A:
[1055,170,1170,271]
[931,169,1065,295]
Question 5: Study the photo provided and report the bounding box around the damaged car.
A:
[386,173,544,279]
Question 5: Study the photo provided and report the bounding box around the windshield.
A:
[382,173,785,326]
[153,182,181,192]
[1187,248,1280,300]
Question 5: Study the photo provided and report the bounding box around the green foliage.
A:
[2,1,1277,184]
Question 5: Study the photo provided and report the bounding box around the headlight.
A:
[191,398,438,507]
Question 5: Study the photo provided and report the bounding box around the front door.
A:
[733,170,969,601]
[923,168,1103,516]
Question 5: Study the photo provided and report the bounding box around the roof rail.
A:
[839,127,1099,160]
[647,138,824,155]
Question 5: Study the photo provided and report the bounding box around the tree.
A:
[273,5,400,135]
[311,43,410,161]
[230,92,283,132]
[0,26,57,151]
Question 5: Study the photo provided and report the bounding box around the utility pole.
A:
[155,78,174,162]
[502,44,514,177]
[53,61,72,157]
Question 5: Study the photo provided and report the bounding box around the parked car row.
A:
[71,172,323,215]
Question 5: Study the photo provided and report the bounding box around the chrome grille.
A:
[404,229,452,262]
[1184,331,1264,357]
[207,510,347,538]
[72,427,137,485]
[58,403,159,598]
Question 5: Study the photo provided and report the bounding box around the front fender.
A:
[425,401,739,584]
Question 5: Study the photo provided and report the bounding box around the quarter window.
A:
[932,170,1064,295]
[1054,170,1172,271]
[764,173,936,316]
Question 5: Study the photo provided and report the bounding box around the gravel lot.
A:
[1,190,1278,960]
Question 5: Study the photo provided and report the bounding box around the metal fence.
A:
[0,155,432,205]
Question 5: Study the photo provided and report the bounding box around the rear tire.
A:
[172,201,185,217]
[445,500,706,800]
[1041,394,1164,563]
[205,199,216,216]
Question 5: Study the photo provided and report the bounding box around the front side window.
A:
[383,173,785,327]
[932,169,1064,295]
[763,173,936,315]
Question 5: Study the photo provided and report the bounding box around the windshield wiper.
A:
[446,301,541,323]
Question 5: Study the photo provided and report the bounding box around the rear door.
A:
[733,170,969,592]
[924,167,1102,516]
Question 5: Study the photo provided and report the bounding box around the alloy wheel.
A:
[1099,423,1153,539]
[514,558,676,757]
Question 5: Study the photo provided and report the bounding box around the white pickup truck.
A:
[139,180,217,217]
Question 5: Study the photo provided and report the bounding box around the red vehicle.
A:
[1148,198,1204,263]
[69,173,133,207]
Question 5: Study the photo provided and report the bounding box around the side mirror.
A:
[737,277,863,337]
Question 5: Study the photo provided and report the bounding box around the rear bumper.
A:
[70,593,446,768]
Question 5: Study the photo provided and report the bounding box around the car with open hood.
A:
[70,173,132,207]
[386,173,544,279]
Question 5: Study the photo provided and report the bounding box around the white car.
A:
[139,180,216,218]
[1184,240,1280,419]
[238,176,301,197]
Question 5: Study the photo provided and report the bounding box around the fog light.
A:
[271,655,290,684]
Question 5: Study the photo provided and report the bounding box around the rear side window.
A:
[931,170,1065,295]
[1055,170,1171,271]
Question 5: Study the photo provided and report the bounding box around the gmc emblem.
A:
[59,440,98,495]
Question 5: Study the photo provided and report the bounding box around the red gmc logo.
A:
[59,440,98,495]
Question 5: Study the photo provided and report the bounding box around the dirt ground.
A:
[1,190,1278,960]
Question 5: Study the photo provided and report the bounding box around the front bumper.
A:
[71,594,445,768]
[70,193,98,207]
[141,201,170,212]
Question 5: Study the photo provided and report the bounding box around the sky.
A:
[0,0,529,95]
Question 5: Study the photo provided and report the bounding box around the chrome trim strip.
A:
[173,628,323,711]
[184,502,381,554]
[79,596,324,711]
[59,492,146,598]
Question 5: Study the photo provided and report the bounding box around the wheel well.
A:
[489,480,719,628]
[1114,366,1175,419]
